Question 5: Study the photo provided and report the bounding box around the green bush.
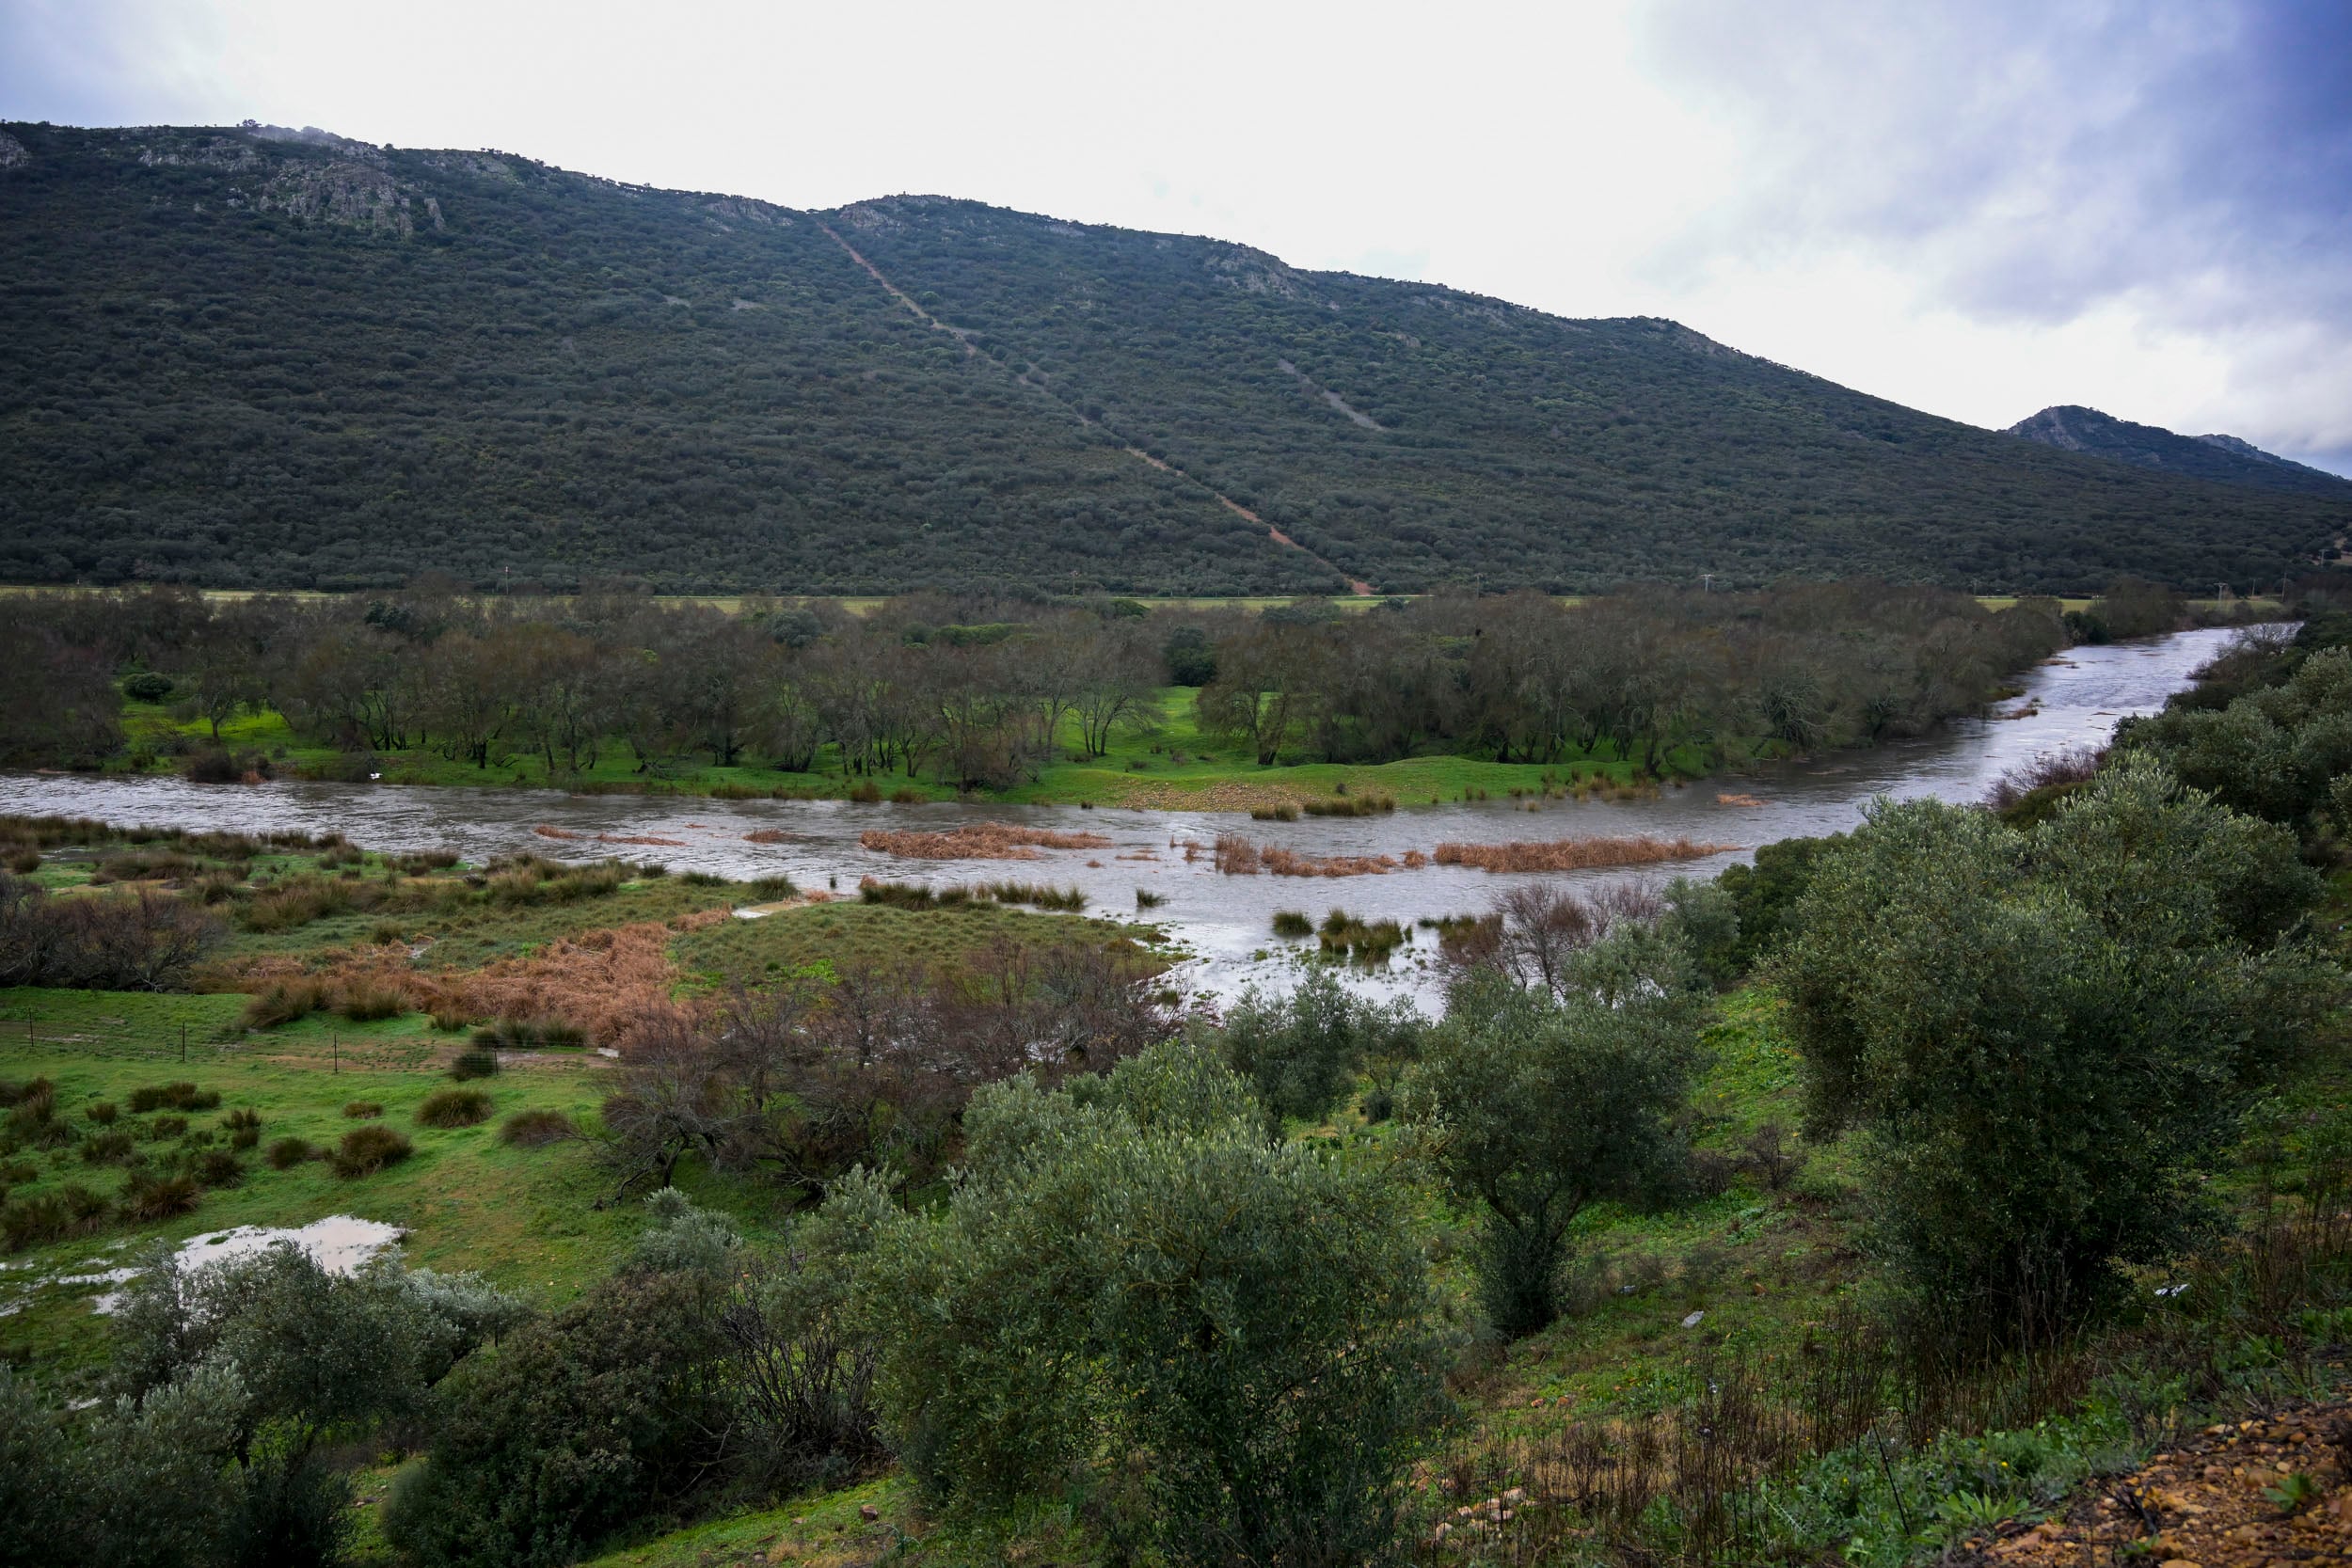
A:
[382,1271,729,1568]
[1216,968,1422,1125]
[861,1042,1448,1564]
[1771,757,2331,1338]
[1406,943,1706,1338]
[342,1101,383,1118]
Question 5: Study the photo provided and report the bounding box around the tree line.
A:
[0,578,2074,787]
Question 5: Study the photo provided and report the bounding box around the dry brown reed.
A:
[1431,835,1740,874]
[859,822,1113,860]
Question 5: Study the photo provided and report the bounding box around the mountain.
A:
[2007,405,2352,499]
[1,121,2344,595]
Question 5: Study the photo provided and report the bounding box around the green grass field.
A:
[115,684,1711,812]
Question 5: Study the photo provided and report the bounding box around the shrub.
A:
[0,875,221,990]
[864,1045,1447,1565]
[429,1007,472,1032]
[448,1048,500,1082]
[150,1116,189,1140]
[1406,951,1706,1338]
[242,980,325,1030]
[122,672,174,702]
[221,1107,261,1132]
[416,1089,491,1130]
[330,1126,412,1178]
[264,1137,315,1169]
[1217,969,1422,1125]
[123,1172,203,1221]
[498,1109,576,1148]
[229,1127,259,1152]
[86,1100,118,1125]
[342,1101,383,1119]
[382,1272,730,1568]
[1270,909,1313,938]
[336,985,406,1022]
[1772,758,2331,1340]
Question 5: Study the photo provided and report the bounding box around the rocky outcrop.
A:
[0,131,28,170]
[252,161,441,236]
[2010,405,2352,498]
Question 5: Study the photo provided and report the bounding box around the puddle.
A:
[87,1215,406,1313]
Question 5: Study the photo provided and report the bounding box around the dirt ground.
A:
[1959,1399,2350,1567]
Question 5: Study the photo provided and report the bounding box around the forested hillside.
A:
[1,121,2344,594]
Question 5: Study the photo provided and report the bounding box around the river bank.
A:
[1,627,2249,1006]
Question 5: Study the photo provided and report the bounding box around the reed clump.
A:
[859,822,1112,860]
[1431,835,1740,873]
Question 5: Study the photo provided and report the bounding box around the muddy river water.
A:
[0,627,2249,1007]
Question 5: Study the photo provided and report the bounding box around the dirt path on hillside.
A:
[1955,1398,2349,1566]
[810,217,1375,594]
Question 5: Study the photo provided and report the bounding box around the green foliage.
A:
[2119,643,2352,840]
[1710,833,1840,977]
[1406,947,1708,1337]
[0,123,2336,594]
[382,1270,731,1568]
[0,1243,522,1568]
[1214,968,1423,1124]
[858,1042,1449,1563]
[1770,757,2333,1335]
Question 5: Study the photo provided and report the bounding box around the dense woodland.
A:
[0,580,2069,785]
[2,121,2345,595]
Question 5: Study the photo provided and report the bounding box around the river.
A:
[0,626,2248,1007]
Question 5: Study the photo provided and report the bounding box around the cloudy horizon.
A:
[5,0,2347,475]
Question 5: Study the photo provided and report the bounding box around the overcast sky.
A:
[6,0,2348,474]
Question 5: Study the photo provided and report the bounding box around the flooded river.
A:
[0,627,2249,1006]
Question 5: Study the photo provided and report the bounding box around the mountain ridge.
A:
[2007,404,2352,499]
[0,120,2344,594]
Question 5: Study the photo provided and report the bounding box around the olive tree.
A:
[1771,756,2330,1339]
[1406,934,1708,1338]
[858,1042,1449,1566]
[1215,968,1424,1126]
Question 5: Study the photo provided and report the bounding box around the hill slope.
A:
[0,121,2344,594]
[2008,404,2352,499]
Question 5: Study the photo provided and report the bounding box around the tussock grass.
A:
[416,1088,492,1129]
